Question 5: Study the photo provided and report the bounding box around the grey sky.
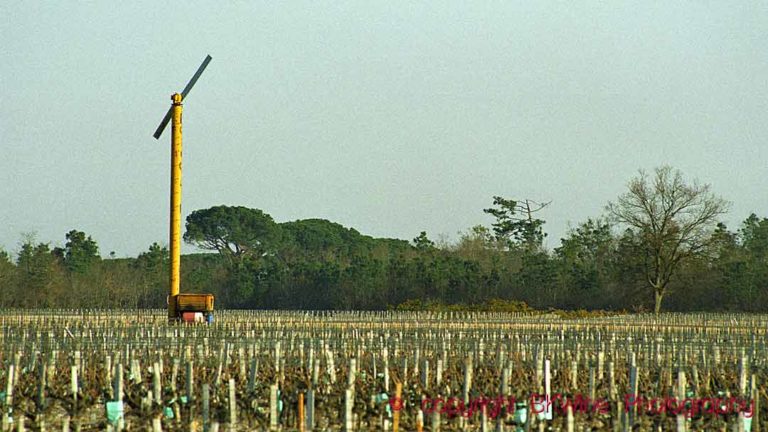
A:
[2,2,766,257]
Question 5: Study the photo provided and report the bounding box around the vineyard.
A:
[0,310,765,431]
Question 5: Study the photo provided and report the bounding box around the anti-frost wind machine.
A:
[153,55,215,323]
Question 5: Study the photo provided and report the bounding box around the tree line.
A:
[1,166,765,313]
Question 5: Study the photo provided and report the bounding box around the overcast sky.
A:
[2,2,766,257]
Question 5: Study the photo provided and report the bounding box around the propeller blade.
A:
[181,54,212,100]
[152,54,213,140]
[153,107,173,140]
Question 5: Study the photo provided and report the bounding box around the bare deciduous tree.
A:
[607,166,729,314]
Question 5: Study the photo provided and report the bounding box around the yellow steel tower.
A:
[169,93,183,319]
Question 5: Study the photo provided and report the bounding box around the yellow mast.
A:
[168,93,183,320]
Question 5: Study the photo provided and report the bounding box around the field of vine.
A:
[0,310,765,431]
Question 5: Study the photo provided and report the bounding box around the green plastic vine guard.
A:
[106,401,124,424]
